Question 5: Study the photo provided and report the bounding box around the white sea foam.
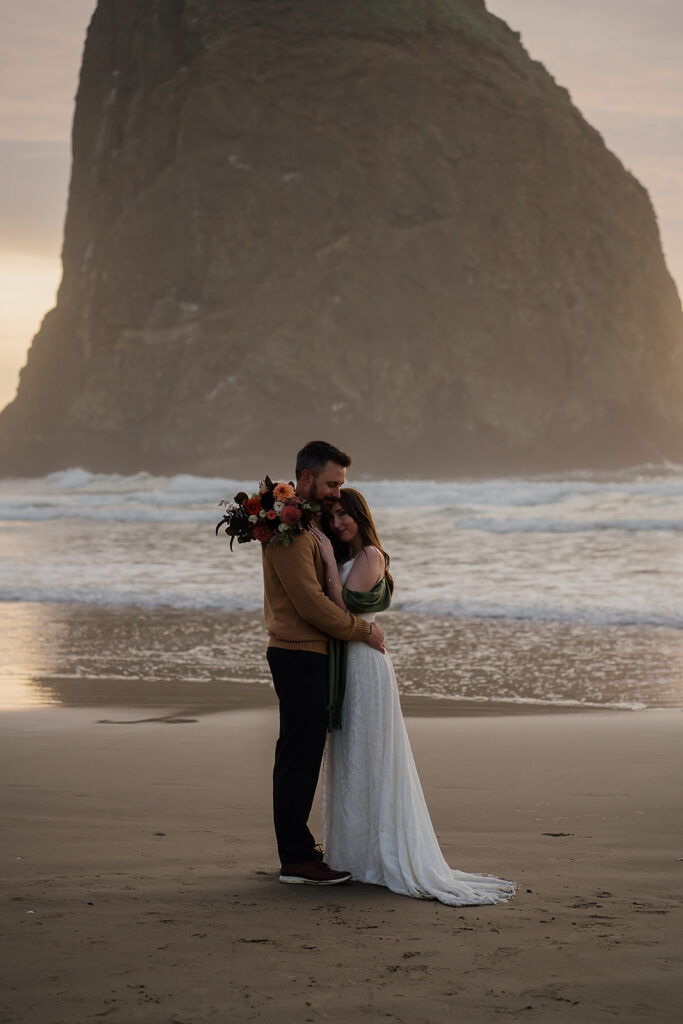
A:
[401,690,649,712]
[453,516,683,533]
[1,584,680,630]
[1,464,682,524]
[395,598,683,630]
[0,504,218,523]
[0,584,262,612]
[45,467,97,489]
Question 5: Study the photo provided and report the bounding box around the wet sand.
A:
[4,601,683,714]
[2,704,681,1023]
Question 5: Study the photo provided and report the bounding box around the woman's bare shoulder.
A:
[346,546,385,589]
[356,545,384,567]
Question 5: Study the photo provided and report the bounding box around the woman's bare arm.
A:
[309,524,347,610]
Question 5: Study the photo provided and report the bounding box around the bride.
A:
[310,489,517,907]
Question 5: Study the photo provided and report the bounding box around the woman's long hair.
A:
[322,488,394,592]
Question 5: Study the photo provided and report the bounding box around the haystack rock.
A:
[2,0,682,477]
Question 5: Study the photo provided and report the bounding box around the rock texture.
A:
[2,0,682,477]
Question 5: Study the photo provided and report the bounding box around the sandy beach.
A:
[2,703,681,1023]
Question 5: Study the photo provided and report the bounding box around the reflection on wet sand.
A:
[1,603,273,714]
[2,602,681,715]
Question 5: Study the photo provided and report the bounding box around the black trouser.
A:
[267,647,329,866]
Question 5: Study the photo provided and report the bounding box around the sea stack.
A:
[2,0,682,476]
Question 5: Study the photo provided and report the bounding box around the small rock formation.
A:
[2,0,682,477]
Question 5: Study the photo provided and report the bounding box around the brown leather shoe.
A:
[279,860,351,885]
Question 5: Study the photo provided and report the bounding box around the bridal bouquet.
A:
[216,476,319,549]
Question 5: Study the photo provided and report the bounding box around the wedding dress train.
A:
[321,559,517,907]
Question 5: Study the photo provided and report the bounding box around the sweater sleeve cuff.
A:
[349,619,372,643]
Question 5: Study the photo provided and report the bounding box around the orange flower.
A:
[273,482,295,502]
[266,509,278,520]
[245,496,262,515]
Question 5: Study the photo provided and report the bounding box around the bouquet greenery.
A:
[216,476,319,549]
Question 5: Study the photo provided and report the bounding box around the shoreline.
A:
[0,678,664,718]
[3,599,681,714]
[0,693,654,719]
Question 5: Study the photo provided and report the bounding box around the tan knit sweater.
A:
[262,530,372,653]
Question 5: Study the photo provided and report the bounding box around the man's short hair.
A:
[295,440,352,481]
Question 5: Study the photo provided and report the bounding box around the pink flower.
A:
[273,482,295,502]
[253,524,274,544]
[280,504,302,525]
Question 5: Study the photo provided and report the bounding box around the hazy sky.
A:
[1,0,681,410]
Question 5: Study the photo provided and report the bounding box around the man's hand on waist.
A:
[364,622,386,654]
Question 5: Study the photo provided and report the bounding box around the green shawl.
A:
[327,577,393,731]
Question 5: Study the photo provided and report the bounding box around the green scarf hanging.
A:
[327,576,393,731]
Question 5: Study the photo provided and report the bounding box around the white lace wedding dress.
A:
[321,558,517,907]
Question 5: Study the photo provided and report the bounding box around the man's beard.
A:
[311,482,335,509]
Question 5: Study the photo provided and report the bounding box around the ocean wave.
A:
[2,465,682,515]
[402,690,648,712]
[454,516,683,533]
[0,504,218,523]
[3,504,680,533]
[41,468,260,496]
[395,598,683,630]
[2,585,681,630]
[0,585,263,612]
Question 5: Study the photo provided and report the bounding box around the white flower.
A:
[273,500,284,513]
[258,509,267,518]
[278,522,289,532]
[248,514,258,524]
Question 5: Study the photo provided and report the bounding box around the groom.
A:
[263,440,386,885]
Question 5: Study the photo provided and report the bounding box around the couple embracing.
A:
[263,440,516,906]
